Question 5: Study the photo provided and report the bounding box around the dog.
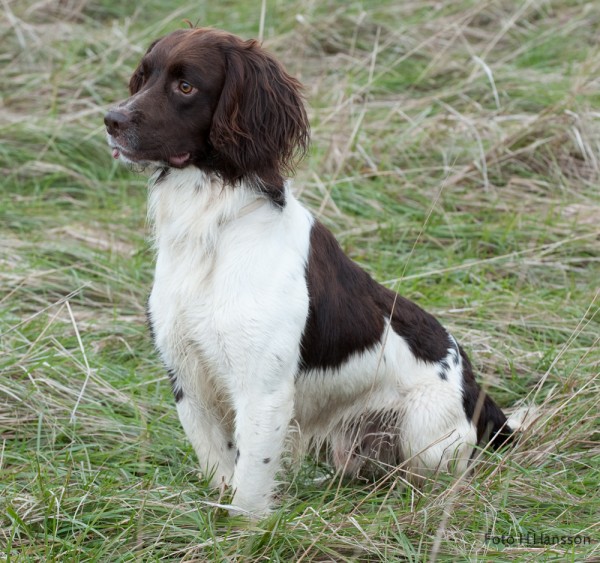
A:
[104,27,514,517]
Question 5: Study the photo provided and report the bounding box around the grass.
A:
[1,0,599,560]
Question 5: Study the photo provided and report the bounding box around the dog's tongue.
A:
[112,148,120,159]
[170,153,191,167]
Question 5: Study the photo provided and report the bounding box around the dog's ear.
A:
[128,39,161,95]
[209,39,310,204]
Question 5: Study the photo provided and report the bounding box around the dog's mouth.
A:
[110,146,191,168]
[167,153,191,167]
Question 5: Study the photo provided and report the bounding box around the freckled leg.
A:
[176,396,236,488]
[229,381,295,517]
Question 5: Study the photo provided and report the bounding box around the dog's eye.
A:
[178,81,194,95]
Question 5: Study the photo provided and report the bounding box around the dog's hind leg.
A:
[398,385,477,482]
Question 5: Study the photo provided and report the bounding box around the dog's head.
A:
[104,28,309,202]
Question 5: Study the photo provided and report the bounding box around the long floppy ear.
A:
[128,39,161,95]
[209,39,310,204]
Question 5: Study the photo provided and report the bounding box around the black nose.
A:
[104,109,132,136]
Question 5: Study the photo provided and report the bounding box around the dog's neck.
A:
[148,168,275,250]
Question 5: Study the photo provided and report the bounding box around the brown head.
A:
[104,28,309,205]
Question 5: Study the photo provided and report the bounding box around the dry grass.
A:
[1,0,599,560]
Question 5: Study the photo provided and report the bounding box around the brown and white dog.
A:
[105,27,514,517]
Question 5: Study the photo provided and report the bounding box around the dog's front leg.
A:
[176,396,236,489]
[228,374,295,517]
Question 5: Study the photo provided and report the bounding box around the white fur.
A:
[146,168,477,516]
[295,328,476,480]
[506,404,540,432]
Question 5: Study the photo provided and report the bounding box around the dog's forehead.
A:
[144,29,225,66]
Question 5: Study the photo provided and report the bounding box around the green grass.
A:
[1,0,599,560]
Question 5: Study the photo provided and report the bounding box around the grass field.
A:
[1,0,599,560]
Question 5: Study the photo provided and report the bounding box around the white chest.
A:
[146,169,313,397]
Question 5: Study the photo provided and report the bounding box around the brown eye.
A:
[178,81,194,94]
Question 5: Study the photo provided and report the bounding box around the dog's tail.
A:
[476,393,515,449]
[506,404,539,434]
[459,345,537,449]
[478,397,540,451]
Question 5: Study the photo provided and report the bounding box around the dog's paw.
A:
[229,493,272,520]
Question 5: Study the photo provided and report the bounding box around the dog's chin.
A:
[111,148,154,174]
[110,145,191,172]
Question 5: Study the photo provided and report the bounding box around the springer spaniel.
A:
[104,27,514,517]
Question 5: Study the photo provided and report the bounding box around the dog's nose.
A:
[104,109,132,136]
